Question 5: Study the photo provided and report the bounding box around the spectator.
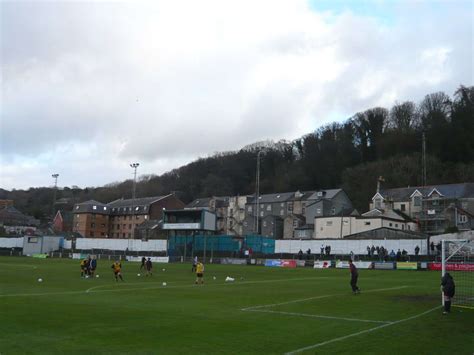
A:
[430,241,435,255]
[415,245,420,256]
[396,249,402,261]
[436,242,442,255]
[306,248,311,260]
[367,246,371,256]
[320,244,325,257]
[298,249,303,260]
[350,251,354,260]
[376,246,380,255]
[390,250,396,260]
[402,249,408,261]
[326,245,331,257]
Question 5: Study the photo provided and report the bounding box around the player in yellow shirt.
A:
[111,260,124,282]
[195,261,204,284]
[80,258,87,278]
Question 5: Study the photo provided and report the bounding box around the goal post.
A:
[441,239,474,309]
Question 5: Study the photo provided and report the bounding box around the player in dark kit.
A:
[349,260,360,294]
[441,272,455,314]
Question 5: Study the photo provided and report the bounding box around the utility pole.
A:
[255,151,262,235]
[51,174,59,216]
[130,163,139,239]
[422,131,426,187]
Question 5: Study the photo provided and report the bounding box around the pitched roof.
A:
[186,196,230,209]
[378,183,474,201]
[248,192,295,204]
[108,195,169,208]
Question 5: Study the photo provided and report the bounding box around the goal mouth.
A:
[441,239,474,310]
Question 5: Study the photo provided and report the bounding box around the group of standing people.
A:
[80,256,97,278]
[140,257,153,276]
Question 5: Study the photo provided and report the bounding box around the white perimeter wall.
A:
[75,238,167,252]
[275,239,428,255]
[0,237,24,248]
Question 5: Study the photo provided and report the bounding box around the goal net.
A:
[441,240,474,309]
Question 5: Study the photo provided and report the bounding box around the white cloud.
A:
[1,0,472,190]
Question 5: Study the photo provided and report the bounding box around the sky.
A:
[1,0,473,190]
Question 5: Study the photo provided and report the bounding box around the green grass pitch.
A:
[1,256,473,354]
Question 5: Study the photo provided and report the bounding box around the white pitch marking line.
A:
[0,276,336,298]
[242,286,408,311]
[248,309,391,324]
[284,306,440,355]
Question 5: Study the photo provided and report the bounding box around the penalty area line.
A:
[284,306,440,355]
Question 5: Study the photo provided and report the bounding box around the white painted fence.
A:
[75,238,167,252]
[275,239,428,255]
[0,237,24,248]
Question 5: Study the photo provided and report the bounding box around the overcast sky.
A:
[1,0,472,190]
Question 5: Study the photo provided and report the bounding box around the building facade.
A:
[72,194,185,238]
[370,183,474,235]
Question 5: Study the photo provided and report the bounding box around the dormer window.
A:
[93,205,97,210]
[414,196,421,207]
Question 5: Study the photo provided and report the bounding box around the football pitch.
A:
[1,257,473,354]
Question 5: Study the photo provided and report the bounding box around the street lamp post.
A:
[130,163,139,239]
[51,174,59,216]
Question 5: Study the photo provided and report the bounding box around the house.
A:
[314,209,417,239]
[52,210,73,233]
[370,183,474,235]
[242,192,295,236]
[72,194,185,238]
[227,195,251,236]
[242,189,354,239]
[0,206,40,235]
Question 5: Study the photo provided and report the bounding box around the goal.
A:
[441,240,474,309]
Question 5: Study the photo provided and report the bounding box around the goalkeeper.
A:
[441,273,455,314]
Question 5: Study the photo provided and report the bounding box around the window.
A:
[364,221,371,226]
[248,206,252,212]
[230,208,233,215]
[244,221,248,227]
[389,223,393,227]
[326,221,333,226]
[316,208,321,214]
[91,223,95,228]
[374,198,382,209]
[293,220,299,227]
[267,205,271,211]
[144,215,148,220]
[280,209,284,216]
[402,225,405,230]
[101,223,105,228]
[122,233,126,238]
[395,224,398,228]
[76,206,79,210]
[459,215,468,223]
[129,224,132,229]
[75,223,79,228]
[263,221,267,227]
[75,214,80,219]
[136,215,140,220]
[414,196,421,207]
[229,220,233,228]
[103,207,107,211]
[281,203,284,207]
[135,206,139,211]
[260,211,264,217]
[93,205,97,210]
[260,204,264,209]
[28,237,38,243]
[287,202,293,212]
[90,232,94,237]
[401,204,406,212]
[331,208,336,215]
[101,232,105,236]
